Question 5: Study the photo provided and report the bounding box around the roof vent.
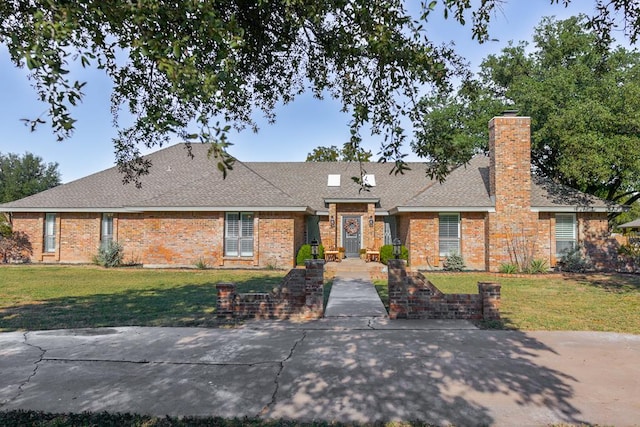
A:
[328,174,341,186]
[363,174,376,187]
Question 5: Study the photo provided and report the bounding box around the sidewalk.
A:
[1,324,638,426]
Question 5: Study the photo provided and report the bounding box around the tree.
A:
[0,152,61,203]
[0,1,638,185]
[416,15,640,215]
[306,144,372,162]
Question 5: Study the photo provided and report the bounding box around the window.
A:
[383,216,396,246]
[306,215,320,244]
[101,213,114,247]
[44,213,56,253]
[556,213,577,256]
[225,212,254,256]
[439,213,460,256]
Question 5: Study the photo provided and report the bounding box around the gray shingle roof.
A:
[619,219,640,228]
[0,143,614,213]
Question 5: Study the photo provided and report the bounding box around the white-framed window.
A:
[439,213,460,256]
[225,212,254,257]
[44,213,56,253]
[101,213,114,247]
[556,213,577,256]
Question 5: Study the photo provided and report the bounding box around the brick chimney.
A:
[489,111,531,209]
[486,112,536,271]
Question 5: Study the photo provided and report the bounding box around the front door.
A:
[342,216,361,257]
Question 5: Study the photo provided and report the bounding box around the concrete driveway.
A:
[1,319,638,426]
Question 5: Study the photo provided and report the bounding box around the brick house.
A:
[0,114,617,270]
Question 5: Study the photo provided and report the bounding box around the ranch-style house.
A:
[0,113,618,271]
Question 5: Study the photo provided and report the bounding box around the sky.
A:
[0,1,609,183]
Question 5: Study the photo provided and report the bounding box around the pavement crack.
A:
[2,333,47,408]
[259,331,306,417]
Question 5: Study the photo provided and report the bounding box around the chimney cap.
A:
[501,109,519,117]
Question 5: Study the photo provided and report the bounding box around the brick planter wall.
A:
[216,259,325,320]
[387,259,501,321]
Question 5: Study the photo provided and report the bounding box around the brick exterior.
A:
[6,116,616,270]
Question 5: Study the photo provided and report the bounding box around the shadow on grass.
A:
[0,277,282,332]
[568,273,640,293]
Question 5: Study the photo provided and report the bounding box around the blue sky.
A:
[0,2,603,183]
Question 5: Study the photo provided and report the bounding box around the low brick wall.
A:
[387,259,501,321]
[216,259,324,320]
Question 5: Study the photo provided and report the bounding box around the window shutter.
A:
[225,213,239,256]
[556,213,576,255]
[439,213,460,256]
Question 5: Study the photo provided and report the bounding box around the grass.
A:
[0,265,286,332]
[374,272,640,334]
[0,411,439,426]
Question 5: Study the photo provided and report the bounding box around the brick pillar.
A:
[303,259,325,318]
[216,282,236,318]
[478,282,501,321]
[388,259,408,319]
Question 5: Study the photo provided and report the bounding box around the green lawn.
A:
[2,266,639,334]
[0,265,286,331]
[376,272,640,334]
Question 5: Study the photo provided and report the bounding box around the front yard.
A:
[375,272,640,334]
[1,265,639,334]
[0,265,286,331]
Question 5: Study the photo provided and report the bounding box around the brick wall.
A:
[216,259,325,320]
[141,211,223,267]
[387,259,501,320]
[257,212,300,269]
[117,213,146,264]
[10,213,44,261]
[400,212,486,270]
[58,213,101,262]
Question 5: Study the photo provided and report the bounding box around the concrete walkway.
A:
[324,269,388,318]
[1,324,639,426]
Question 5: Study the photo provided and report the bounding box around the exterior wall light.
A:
[369,215,374,227]
[311,239,319,259]
[330,215,335,228]
[393,238,402,259]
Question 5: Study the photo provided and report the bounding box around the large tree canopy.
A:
[0,152,61,203]
[417,14,640,216]
[306,143,372,162]
[0,1,638,185]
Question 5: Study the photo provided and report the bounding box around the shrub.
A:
[379,244,408,265]
[524,258,548,274]
[499,263,519,274]
[443,253,465,271]
[194,257,208,269]
[0,231,33,263]
[558,245,592,273]
[296,244,325,265]
[93,240,124,268]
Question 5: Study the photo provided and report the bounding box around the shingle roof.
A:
[619,219,640,229]
[0,143,615,213]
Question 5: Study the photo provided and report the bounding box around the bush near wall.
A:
[296,244,325,265]
[379,244,409,265]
